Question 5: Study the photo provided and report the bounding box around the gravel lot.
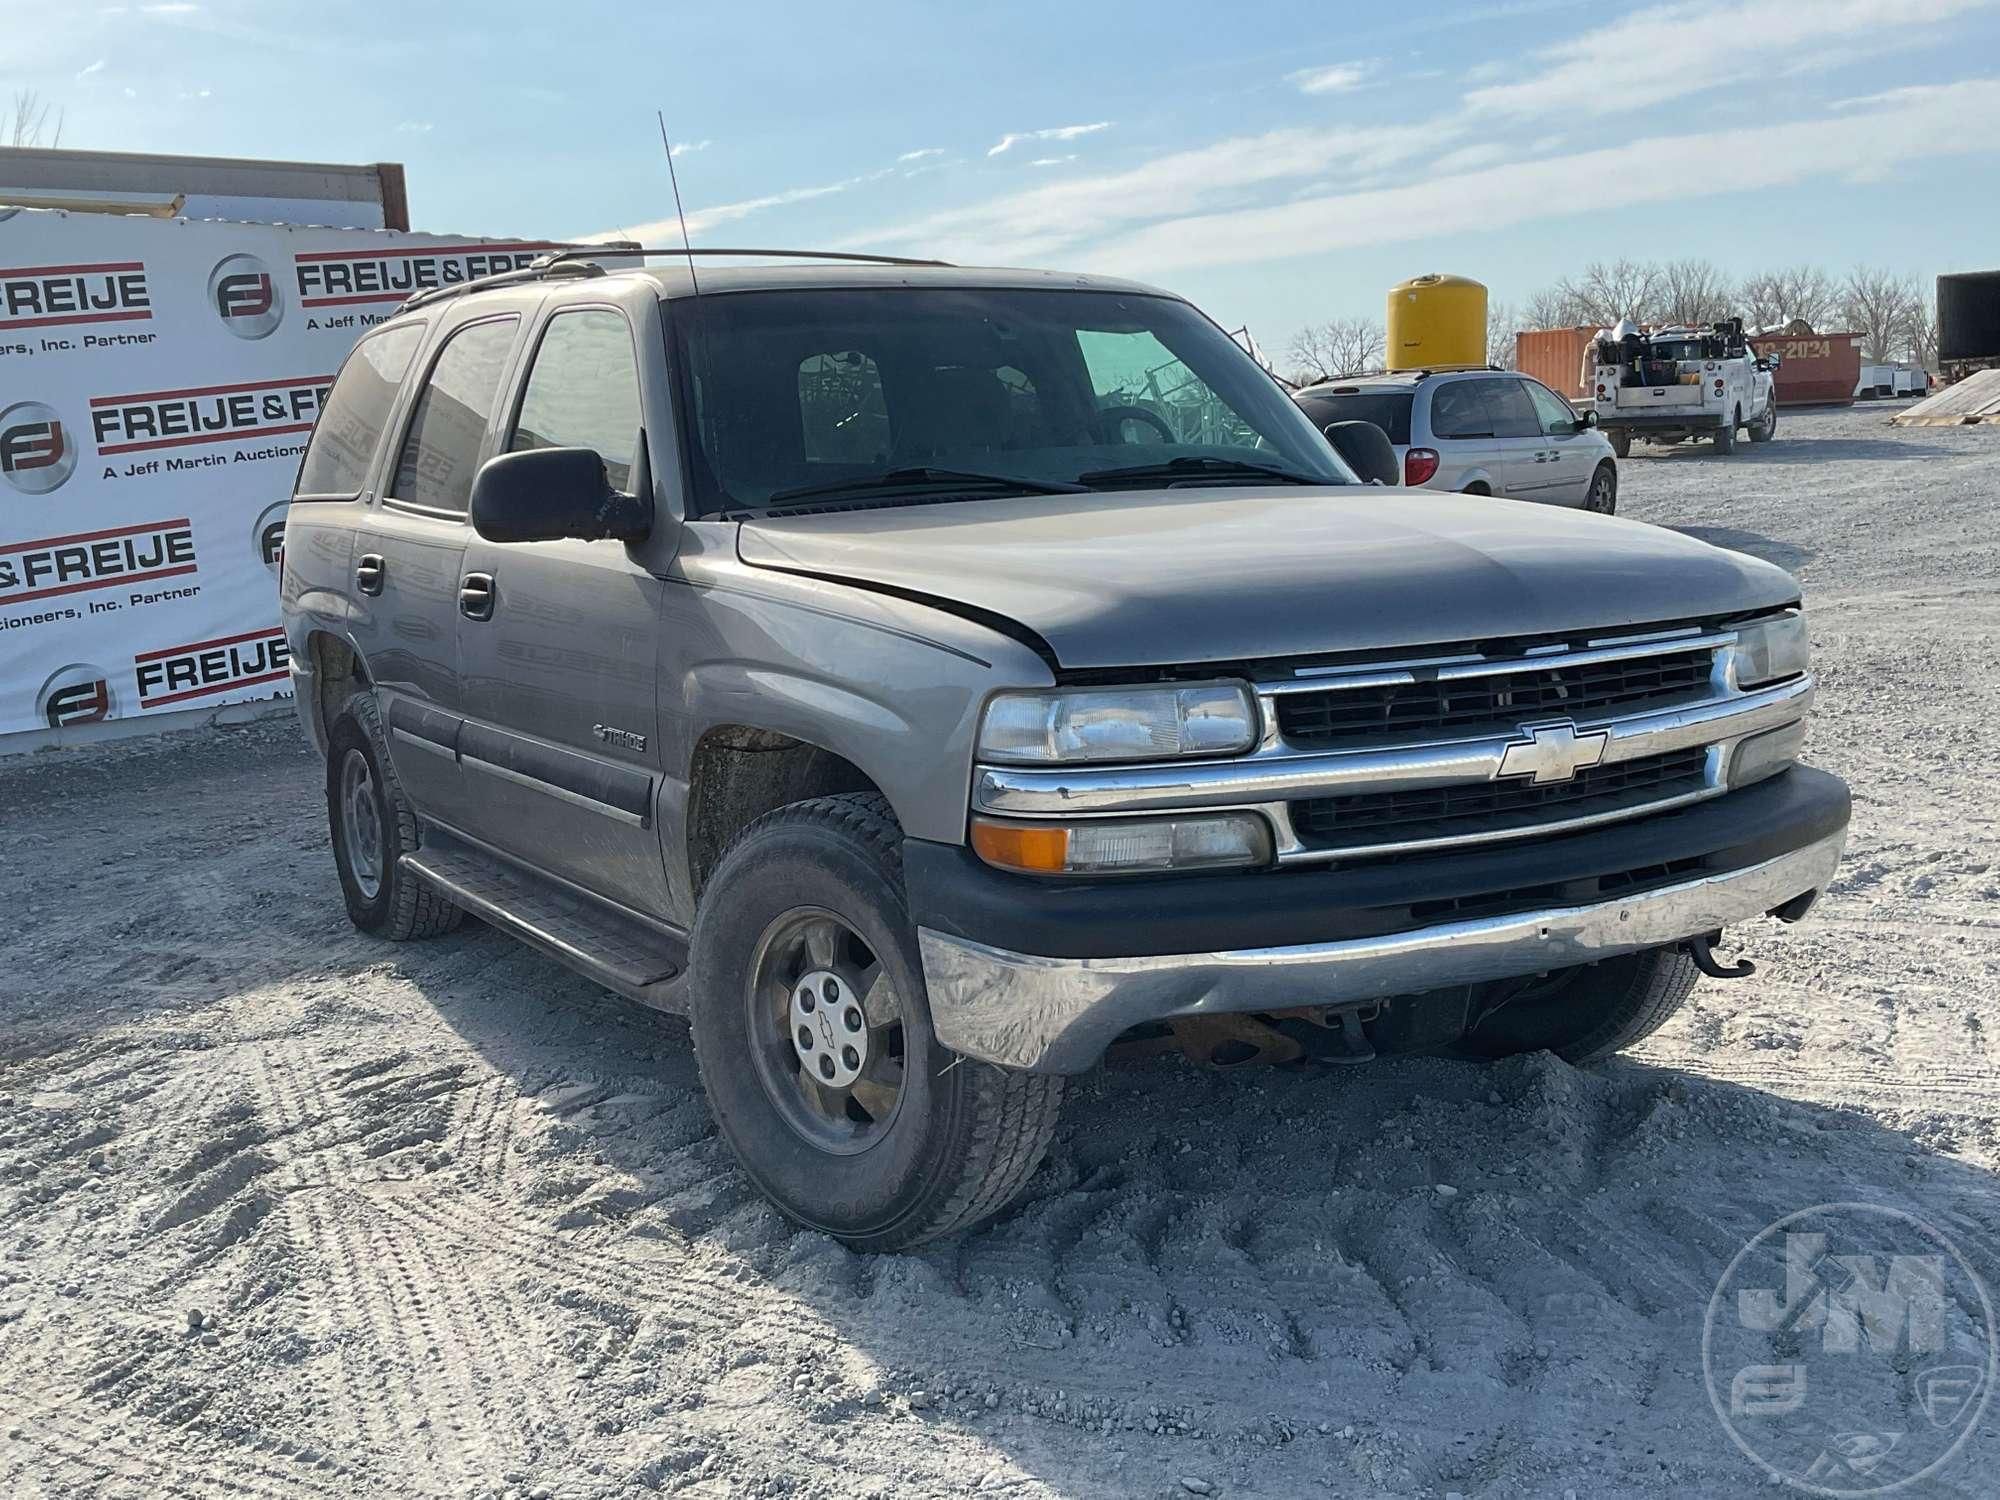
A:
[3,403,1996,1499]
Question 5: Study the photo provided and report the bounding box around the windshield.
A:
[666,286,1353,515]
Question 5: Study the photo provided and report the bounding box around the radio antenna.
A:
[656,111,701,296]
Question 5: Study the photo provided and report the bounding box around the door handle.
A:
[459,572,495,621]
[355,553,385,596]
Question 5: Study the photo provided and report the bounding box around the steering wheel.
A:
[1097,404,1176,445]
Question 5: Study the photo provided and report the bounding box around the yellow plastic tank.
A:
[1386,274,1488,372]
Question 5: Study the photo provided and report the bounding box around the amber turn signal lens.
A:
[969,818,1070,874]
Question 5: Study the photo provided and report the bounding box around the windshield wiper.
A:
[1076,456,1329,488]
[764,466,1088,507]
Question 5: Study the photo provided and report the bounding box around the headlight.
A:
[977,682,1257,765]
[1735,610,1809,687]
[970,813,1272,876]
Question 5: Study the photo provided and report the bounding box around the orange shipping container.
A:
[1748,330,1862,407]
[1515,327,1596,401]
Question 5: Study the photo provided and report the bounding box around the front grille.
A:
[1276,646,1715,748]
[1292,745,1712,852]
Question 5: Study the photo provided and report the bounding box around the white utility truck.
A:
[1590,318,1778,457]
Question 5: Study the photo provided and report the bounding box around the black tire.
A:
[1460,946,1700,1065]
[325,696,464,940]
[1712,419,1737,454]
[1749,400,1778,442]
[1607,427,1631,459]
[688,792,1065,1251]
[1584,461,1617,515]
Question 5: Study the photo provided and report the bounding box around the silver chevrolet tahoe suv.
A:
[281,249,1849,1250]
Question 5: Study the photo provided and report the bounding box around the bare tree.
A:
[1559,259,1663,327]
[1287,317,1385,384]
[1654,258,1734,328]
[7,90,63,148]
[1840,265,1918,363]
[1738,264,1839,332]
[1906,283,1937,369]
[1521,283,1590,333]
[1485,299,1519,369]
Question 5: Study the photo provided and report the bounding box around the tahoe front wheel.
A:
[1458,945,1699,1064]
[688,793,1065,1250]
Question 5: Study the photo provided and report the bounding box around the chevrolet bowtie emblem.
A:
[1496,721,1609,784]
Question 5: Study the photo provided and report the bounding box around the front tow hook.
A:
[1684,930,1756,980]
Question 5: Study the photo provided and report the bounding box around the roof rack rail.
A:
[540,245,954,270]
[399,257,603,313]
[395,243,952,315]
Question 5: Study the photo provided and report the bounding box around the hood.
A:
[736,488,1800,670]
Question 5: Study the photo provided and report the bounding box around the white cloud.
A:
[142,2,202,12]
[1428,141,1509,173]
[76,58,106,78]
[1286,61,1373,95]
[671,138,712,157]
[897,147,945,163]
[1029,155,1076,168]
[1087,77,2000,275]
[395,121,433,134]
[1465,0,1991,119]
[580,168,898,244]
[852,118,1464,264]
[987,121,1110,157]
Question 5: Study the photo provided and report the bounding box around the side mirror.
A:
[1576,408,1598,429]
[470,446,652,545]
[1322,419,1399,487]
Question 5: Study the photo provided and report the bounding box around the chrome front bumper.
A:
[919,825,1845,1074]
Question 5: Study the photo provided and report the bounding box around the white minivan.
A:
[1295,368,1620,513]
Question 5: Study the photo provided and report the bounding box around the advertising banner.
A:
[1,209,553,742]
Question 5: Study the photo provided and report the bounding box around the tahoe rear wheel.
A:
[1458,945,1699,1065]
[325,696,463,941]
[688,793,1065,1250]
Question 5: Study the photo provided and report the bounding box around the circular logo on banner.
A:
[254,499,290,577]
[35,663,118,729]
[1704,1202,1996,1495]
[208,252,284,339]
[0,399,78,495]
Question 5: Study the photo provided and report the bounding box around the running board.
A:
[403,835,688,1013]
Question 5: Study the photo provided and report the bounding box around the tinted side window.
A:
[388,317,519,515]
[295,323,424,497]
[510,310,644,490]
[1523,379,1579,435]
[1488,380,1544,439]
[1428,380,1491,439]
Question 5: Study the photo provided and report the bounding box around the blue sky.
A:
[11,0,2000,350]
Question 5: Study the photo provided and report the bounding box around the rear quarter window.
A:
[295,322,425,498]
[1296,390,1413,446]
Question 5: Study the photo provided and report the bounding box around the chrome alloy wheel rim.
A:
[746,906,907,1154]
[339,748,384,900]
